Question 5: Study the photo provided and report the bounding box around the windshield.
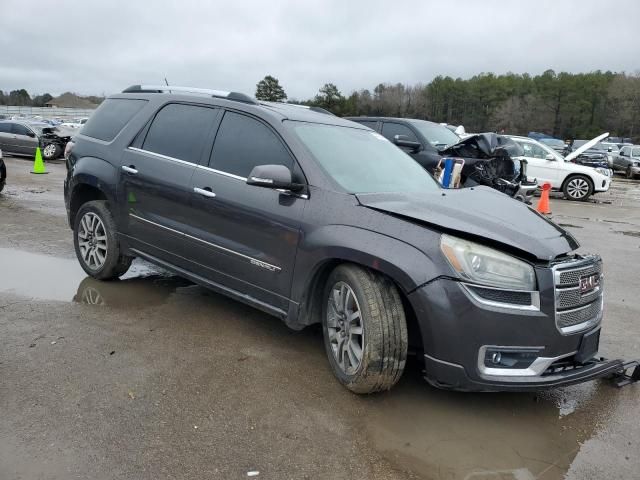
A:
[409,120,459,150]
[540,138,565,148]
[290,122,440,194]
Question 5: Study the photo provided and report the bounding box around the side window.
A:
[381,122,419,143]
[12,124,32,136]
[0,123,11,133]
[210,111,293,178]
[633,148,640,157]
[521,142,546,158]
[82,98,147,142]
[142,103,218,164]
[620,147,628,156]
[355,120,379,131]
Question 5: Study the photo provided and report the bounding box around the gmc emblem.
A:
[579,273,600,294]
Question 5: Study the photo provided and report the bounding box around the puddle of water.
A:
[615,230,640,237]
[0,247,188,305]
[363,362,611,480]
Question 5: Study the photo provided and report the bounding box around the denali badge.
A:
[579,273,600,294]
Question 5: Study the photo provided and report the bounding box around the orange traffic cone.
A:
[536,182,551,214]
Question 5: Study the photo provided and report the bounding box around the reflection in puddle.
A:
[362,362,609,480]
[0,247,186,304]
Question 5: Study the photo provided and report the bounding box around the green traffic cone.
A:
[31,147,48,175]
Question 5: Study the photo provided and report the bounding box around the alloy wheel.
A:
[77,212,108,270]
[567,178,589,199]
[326,281,364,375]
[43,144,57,158]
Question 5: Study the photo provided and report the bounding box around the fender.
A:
[288,224,442,327]
[66,156,119,226]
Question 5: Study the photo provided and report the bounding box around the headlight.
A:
[440,234,536,291]
[596,167,610,176]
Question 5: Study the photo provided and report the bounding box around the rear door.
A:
[0,123,12,152]
[118,102,220,266]
[185,110,305,311]
[514,140,560,186]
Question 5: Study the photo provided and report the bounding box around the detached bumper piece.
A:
[610,360,640,388]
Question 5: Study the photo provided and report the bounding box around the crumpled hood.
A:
[356,187,579,261]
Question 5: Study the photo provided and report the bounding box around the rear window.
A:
[81,98,147,142]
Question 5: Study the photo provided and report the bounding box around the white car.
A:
[508,135,611,201]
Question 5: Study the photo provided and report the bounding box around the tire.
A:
[563,175,593,201]
[321,264,408,394]
[626,167,636,180]
[73,200,132,280]
[42,143,62,160]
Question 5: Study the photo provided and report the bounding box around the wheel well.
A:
[562,173,593,191]
[301,260,424,353]
[70,184,107,226]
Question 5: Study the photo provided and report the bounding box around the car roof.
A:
[345,116,441,126]
[111,88,364,129]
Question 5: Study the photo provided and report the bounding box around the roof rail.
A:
[122,85,257,104]
[259,101,335,116]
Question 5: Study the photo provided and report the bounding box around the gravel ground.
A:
[1,157,638,480]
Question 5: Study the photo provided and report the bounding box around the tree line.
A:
[256,71,640,141]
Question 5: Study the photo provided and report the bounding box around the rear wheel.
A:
[626,167,636,180]
[563,175,593,201]
[322,264,407,394]
[73,200,132,280]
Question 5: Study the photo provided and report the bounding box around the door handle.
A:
[122,165,138,174]
[194,187,216,198]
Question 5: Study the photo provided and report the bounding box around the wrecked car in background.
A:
[0,120,73,160]
[0,148,5,193]
[346,116,538,202]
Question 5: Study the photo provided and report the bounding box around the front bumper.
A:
[407,257,614,391]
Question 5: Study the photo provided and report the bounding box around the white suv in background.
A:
[508,136,611,201]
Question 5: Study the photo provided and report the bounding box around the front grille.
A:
[553,257,603,333]
[468,286,532,306]
[557,299,603,329]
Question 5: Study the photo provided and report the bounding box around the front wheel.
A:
[563,175,593,201]
[42,143,62,160]
[322,264,408,394]
[73,200,132,280]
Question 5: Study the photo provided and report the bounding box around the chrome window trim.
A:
[129,213,281,272]
[196,164,247,181]
[478,346,576,377]
[460,283,540,312]
[128,147,196,167]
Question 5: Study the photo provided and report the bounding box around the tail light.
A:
[64,140,75,160]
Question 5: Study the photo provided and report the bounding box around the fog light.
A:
[483,348,543,369]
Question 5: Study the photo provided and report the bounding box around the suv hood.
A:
[356,187,579,261]
[565,132,609,162]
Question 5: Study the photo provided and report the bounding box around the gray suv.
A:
[63,85,625,393]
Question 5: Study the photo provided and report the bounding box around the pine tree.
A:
[255,75,287,102]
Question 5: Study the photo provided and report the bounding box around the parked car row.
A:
[611,145,640,179]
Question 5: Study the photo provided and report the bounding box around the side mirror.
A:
[393,134,421,152]
[620,151,626,157]
[26,130,36,138]
[545,154,555,161]
[607,146,613,152]
[246,164,303,191]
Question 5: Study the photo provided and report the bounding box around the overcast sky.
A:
[1,0,638,99]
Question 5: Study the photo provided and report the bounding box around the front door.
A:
[516,141,560,187]
[117,102,220,266]
[11,123,38,156]
[184,110,305,311]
